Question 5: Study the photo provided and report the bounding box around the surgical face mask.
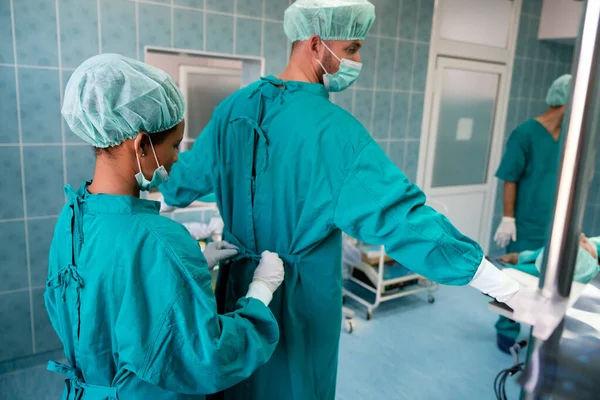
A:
[135,136,169,191]
[316,41,362,92]
[535,246,600,284]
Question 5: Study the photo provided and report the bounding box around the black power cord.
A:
[494,340,528,400]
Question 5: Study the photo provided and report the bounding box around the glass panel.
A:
[439,0,513,48]
[184,68,241,142]
[431,68,499,188]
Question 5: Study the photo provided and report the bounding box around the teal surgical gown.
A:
[496,119,560,253]
[160,76,486,400]
[45,183,279,400]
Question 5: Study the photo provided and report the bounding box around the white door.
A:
[422,57,508,252]
[179,65,242,151]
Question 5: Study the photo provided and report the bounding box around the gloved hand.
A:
[494,217,517,248]
[246,251,285,306]
[203,241,238,270]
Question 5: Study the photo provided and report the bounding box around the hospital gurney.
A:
[343,244,438,320]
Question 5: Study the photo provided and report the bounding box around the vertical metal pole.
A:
[539,0,600,300]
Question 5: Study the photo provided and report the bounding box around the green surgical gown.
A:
[45,183,279,400]
[496,119,560,253]
[160,76,486,400]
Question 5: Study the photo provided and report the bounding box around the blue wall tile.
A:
[390,92,409,140]
[0,66,19,144]
[205,13,234,54]
[417,0,434,42]
[407,93,424,139]
[174,8,204,51]
[377,0,399,38]
[0,221,28,292]
[139,3,172,57]
[376,38,395,90]
[411,43,429,91]
[353,90,373,130]
[0,291,32,362]
[236,17,262,56]
[333,89,354,114]
[238,0,262,18]
[264,0,287,21]
[207,0,234,13]
[0,148,24,220]
[18,68,62,144]
[515,13,528,57]
[0,0,13,64]
[375,139,388,153]
[372,91,392,139]
[28,218,57,288]
[100,0,137,59]
[355,36,376,89]
[32,288,62,353]
[66,146,95,189]
[404,141,420,182]
[0,364,65,399]
[175,0,203,8]
[263,21,288,75]
[398,0,418,40]
[389,140,405,170]
[23,147,65,218]
[13,0,58,67]
[59,0,99,68]
[394,41,414,91]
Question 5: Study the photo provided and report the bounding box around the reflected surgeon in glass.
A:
[494,74,572,253]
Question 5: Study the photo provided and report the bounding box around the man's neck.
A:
[277,57,320,84]
[536,108,564,141]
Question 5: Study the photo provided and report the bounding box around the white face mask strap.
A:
[316,58,329,75]
[135,135,161,174]
[320,40,341,62]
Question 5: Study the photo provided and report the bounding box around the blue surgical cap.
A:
[545,74,572,106]
[62,54,185,148]
[284,0,376,42]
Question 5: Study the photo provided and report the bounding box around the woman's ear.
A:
[133,132,150,157]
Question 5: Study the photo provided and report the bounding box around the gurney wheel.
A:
[428,295,435,304]
[347,321,354,334]
[366,311,372,320]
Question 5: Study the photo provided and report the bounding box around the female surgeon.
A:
[44,54,285,400]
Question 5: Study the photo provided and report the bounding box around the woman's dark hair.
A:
[94,125,178,158]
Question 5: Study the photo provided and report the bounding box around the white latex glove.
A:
[469,257,521,303]
[246,251,285,306]
[183,222,214,240]
[203,241,238,270]
[494,217,517,248]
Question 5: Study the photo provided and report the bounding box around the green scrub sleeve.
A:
[137,226,279,395]
[160,120,217,208]
[496,130,528,182]
[333,140,484,286]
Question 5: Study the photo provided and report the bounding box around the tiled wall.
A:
[0,0,434,365]
[332,0,433,183]
[488,0,575,256]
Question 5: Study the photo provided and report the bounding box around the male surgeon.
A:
[161,1,526,399]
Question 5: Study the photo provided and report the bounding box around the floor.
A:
[0,286,523,400]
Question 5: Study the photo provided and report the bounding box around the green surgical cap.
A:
[284,0,375,42]
[545,74,572,106]
[62,54,185,148]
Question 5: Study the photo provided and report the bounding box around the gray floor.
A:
[0,285,522,399]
